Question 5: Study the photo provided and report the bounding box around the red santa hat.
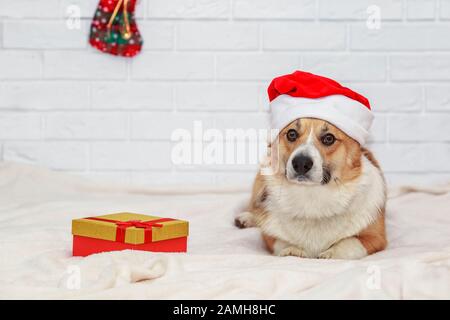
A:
[268,71,373,145]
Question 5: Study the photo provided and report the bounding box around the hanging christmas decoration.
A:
[89,0,143,57]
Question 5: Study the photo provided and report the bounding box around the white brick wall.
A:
[1,0,449,187]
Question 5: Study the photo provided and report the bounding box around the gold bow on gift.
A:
[107,0,132,40]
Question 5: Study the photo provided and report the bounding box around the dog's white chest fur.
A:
[261,156,385,258]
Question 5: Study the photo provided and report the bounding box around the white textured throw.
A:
[0,162,449,299]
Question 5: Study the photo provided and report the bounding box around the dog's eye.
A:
[286,129,299,142]
[321,133,336,146]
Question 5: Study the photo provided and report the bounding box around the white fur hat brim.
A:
[270,94,374,145]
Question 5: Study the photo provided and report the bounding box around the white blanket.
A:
[0,162,449,299]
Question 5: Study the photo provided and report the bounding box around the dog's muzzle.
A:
[286,145,324,184]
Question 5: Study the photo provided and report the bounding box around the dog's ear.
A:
[361,147,382,170]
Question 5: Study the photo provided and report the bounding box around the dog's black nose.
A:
[292,155,313,175]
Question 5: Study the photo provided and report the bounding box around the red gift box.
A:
[72,212,189,256]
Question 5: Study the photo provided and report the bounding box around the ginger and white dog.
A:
[235,117,387,259]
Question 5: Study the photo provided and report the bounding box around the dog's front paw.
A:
[234,211,256,229]
[278,246,307,258]
[318,248,336,259]
[319,237,367,260]
[272,239,307,258]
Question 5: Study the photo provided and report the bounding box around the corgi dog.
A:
[235,117,387,259]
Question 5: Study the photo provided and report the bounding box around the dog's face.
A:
[274,118,363,185]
